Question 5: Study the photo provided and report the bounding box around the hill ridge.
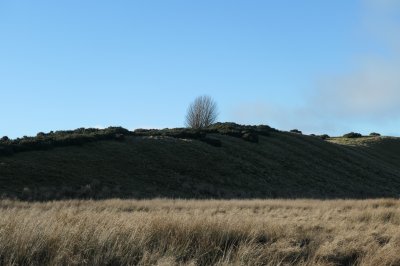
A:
[0,123,399,200]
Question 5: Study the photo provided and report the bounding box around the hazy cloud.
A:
[316,0,400,119]
[230,102,338,133]
[230,0,400,135]
[315,58,400,119]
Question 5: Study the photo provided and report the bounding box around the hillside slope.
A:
[1,127,400,200]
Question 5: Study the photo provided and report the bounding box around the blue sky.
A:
[1,0,399,138]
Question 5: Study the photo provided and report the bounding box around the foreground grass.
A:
[1,199,400,265]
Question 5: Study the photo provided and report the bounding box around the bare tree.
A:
[185,95,218,129]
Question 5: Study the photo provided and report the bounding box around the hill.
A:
[0,123,399,200]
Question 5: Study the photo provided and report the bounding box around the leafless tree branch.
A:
[185,96,218,129]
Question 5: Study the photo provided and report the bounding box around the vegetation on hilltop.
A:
[343,132,363,138]
[0,123,277,156]
[0,127,130,156]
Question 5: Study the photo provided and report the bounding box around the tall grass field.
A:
[1,199,400,265]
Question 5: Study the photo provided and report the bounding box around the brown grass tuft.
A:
[1,199,400,265]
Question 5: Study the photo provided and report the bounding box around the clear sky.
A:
[1,0,399,138]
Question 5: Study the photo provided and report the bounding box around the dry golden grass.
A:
[1,199,400,265]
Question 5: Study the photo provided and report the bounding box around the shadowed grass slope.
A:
[0,124,399,199]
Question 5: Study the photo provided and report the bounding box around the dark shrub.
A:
[0,136,10,142]
[290,129,302,134]
[133,128,161,137]
[370,132,381,137]
[256,125,273,131]
[343,132,362,138]
[36,132,46,138]
[104,127,131,135]
[255,125,272,136]
[207,122,275,138]
[208,122,241,131]
[242,132,259,143]
[164,129,206,140]
[208,123,243,138]
[320,134,330,140]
